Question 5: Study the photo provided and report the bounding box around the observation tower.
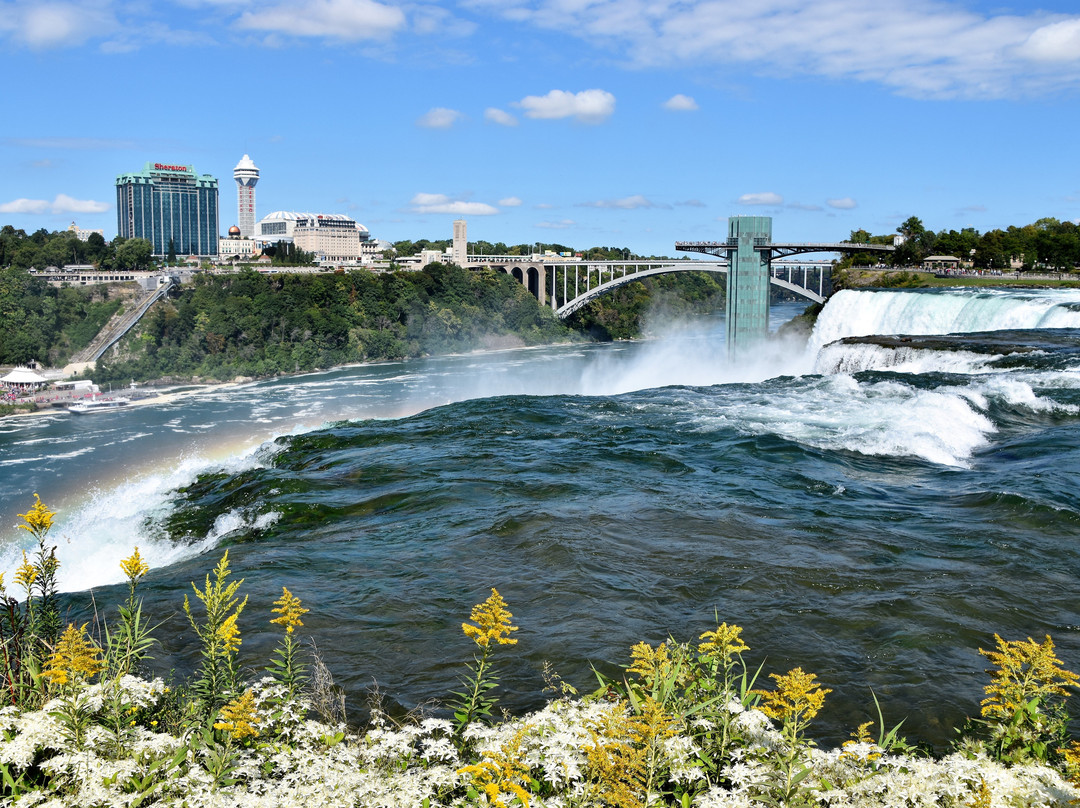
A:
[233,154,259,239]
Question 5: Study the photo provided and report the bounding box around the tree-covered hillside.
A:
[94,265,573,383]
[0,267,129,366]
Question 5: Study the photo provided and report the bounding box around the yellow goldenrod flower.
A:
[626,641,673,685]
[18,494,56,537]
[583,707,646,808]
[14,551,37,592]
[1059,740,1080,784]
[980,633,1079,718]
[218,612,242,654]
[698,622,750,660]
[119,546,150,582]
[970,777,992,808]
[457,729,532,808]
[841,722,882,762]
[270,586,309,634]
[462,588,518,648]
[214,689,260,740]
[42,623,104,686]
[754,667,831,723]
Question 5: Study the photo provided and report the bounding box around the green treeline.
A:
[845,215,1080,270]
[0,266,126,365]
[0,224,154,271]
[94,264,573,383]
[0,262,728,378]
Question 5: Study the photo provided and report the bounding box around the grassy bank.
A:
[4,497,1080,806]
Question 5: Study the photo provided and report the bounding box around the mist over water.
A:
[2,290,1079,746]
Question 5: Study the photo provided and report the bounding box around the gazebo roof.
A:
[1,367,47,384]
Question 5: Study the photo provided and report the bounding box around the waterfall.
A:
[809,287,1080,351]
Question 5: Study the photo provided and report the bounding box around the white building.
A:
[67,221,104,241]
[292,215,365,264]
[233,154,259,239]
[218,225,257,261]
[254,211,371,265]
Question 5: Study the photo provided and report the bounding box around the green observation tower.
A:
[726,216,773,353]
[676,216,894,357]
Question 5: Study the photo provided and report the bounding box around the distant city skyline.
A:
[2,0,1079,257]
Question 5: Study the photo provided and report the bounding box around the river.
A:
[2,289,1079,747]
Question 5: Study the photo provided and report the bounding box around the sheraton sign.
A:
[153,163,190,172]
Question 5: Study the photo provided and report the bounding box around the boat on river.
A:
[67,397,131,414]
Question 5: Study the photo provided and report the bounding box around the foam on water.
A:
[0,440,284,593]
[813,343,1002,375]
[689,373,997,467]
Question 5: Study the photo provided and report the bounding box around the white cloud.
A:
[417,107,463,129]
[51,194,109,213]
[1,2,116,48]
[411,5,476,37]
[581,194,661,210]
[676,199,706,207]
[467,0,1080,99]
[236,0,405,41]
[0,198,49,215]
[484,107,518,126]
[827,197,857,210]
[410,193,498,215]
[498,197,523,206]
[739,192,783,206]
[516,89,615,124]
[0,194,109,214]
[662,93,698,111]
[1020,19,1080,62]
[788,202,824,211]
[537,219,576,229]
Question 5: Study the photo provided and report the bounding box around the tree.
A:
[897,216,926,240]
[115,238,153,270]
[892,216,936,266]
[167,238,177,265]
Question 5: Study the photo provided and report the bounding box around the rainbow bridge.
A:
[468,216,893,353]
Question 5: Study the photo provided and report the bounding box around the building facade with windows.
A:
[254,211,370,264]
[67,221,104,241]
[116,162,219,256]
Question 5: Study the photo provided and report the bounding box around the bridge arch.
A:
[526,266,541,299]
[553,263,825,319]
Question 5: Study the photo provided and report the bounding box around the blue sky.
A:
[2,0,1079,256]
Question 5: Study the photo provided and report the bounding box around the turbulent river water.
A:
[3,288,1080,747]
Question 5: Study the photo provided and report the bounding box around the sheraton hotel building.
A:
[116,162,220,257]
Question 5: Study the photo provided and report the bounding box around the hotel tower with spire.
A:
[233,154,259,238]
